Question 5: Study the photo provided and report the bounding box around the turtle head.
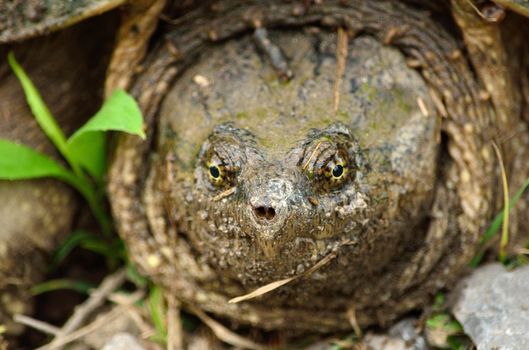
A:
[155,31,439,286]
[194,122,364,247]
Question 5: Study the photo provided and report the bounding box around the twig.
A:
[126,306,156,339]
[333,27,348,116]
[167,295,183,350]
[188,305,265,350]
[45,268,127,349]
[303,142,322,170]
[229,243,343,304]
[253,27,293,81]
[213,186,236,201]
[107,289,145,306]
[417,97,429,117]
[36,308,124,350]
[463,0,505,22]
[229,276,296,304]
[62,268,127,334]
[346,306,363,338]
[108,290,156,339]
[517,248,529,255]
[13,314,60,335]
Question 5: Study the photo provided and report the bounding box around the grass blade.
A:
[31,279,95,296]
[7,52,82,175]
[470,155,529,267]
[491,143,510,263]
[148,286,167,343]
[52,231,95,267]
[480,176,529,245]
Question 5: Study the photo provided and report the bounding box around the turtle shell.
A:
[0,0,125,43]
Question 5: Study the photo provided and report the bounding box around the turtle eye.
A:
[332,163,344,179]
[207,162,225,185]
[324,159,348,185]
[209,165,221,179]
[301,140,351,192]
[205,158,238,189]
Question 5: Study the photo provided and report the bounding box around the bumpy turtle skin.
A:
[106,0,529,333]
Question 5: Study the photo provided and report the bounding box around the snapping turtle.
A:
[109,0,529,333]
[1,0,529,342]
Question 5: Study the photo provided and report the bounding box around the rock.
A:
[82,307,139,349]
[363,334,411,350]
[101,333,145,350]
[388,318,428,350]
[451,263,529,350]
[363,318,429,350]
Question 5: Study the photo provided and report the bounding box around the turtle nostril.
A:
[254,206,276,220]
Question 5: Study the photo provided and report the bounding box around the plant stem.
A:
[60,173,112,235]
[492,142,509,263]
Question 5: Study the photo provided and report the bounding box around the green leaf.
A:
[0,139,108,229]
[81,238,126,260]
[52,230,96,267]
[148,285,167,343]
[470,176,529,267]
[126,264,148,288]
[31,279,95,296]
[0,139,76,183]
[7,53,77,170]
[426,314,451,329]
[65,89,145,180]
[67,131,107,181]
[481,176,529,244]
[433,293,446,311]
[68,89,145,142]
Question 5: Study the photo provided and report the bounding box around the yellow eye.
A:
[207,162,224,185]
[209,165,221,179]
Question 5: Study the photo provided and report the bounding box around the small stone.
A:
[388,318,428,350]
[101,333,145,350]
[363,334,409,350]
[451,263,529,350]
[363,318,428,350]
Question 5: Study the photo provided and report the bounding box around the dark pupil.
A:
[209,166,220,179]
[332,164,343,178]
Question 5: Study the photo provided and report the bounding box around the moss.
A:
[359,81,377,102]
[235,112,250,120]
[391,86,412,114]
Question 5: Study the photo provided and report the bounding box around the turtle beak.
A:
[247,178,293,240]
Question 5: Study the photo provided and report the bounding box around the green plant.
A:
[470,176,529,267]
[148,285,168,344]
[1,51,147,296]
[0,52,145,234]
[426,294,471,350]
